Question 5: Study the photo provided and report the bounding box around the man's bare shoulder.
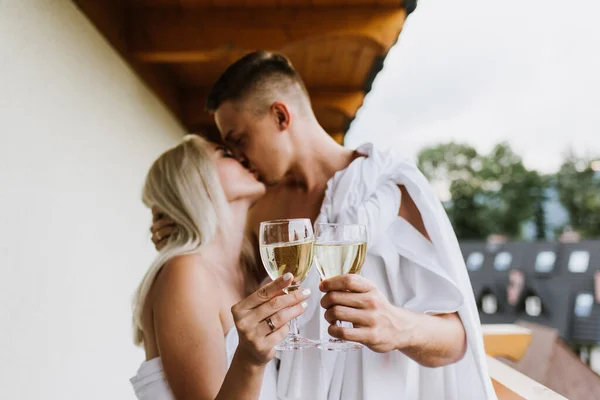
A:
[249,183,324,235]
[248,185,292,233]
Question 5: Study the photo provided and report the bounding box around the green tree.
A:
[418,142,547,240]
[418,143,488,239]
[479,143,547,238]
[417,142,480,184]
[555,154,600,238]
[533,184,548,240]
[446,178,491,239]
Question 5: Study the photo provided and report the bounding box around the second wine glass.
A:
[314,223,367,351]
[259,218,316,351]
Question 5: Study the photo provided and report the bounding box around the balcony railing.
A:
[483,324,567,399]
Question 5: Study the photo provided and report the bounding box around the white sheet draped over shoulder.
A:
[277,143,496,400]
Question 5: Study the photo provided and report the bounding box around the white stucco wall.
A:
[0,1,186,398]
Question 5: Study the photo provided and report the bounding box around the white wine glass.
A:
[259,219,316,351]
[314,223,367,351]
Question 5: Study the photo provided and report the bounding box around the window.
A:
[590,347,600,373]
[535,251,556,273]
[494,252,512,271]
[481,294,498,314]
[525,296,542,316]
[569,251,590,273]
[466,252,484,271]
[574,293,594,317]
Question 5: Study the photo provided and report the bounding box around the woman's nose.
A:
[237,155,250,168]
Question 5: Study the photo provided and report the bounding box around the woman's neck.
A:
[200,200,250,277]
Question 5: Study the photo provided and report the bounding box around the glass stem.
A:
[289,318,299,337]
[284,286,300,338]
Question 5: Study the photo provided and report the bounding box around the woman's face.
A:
[210,142,266,204]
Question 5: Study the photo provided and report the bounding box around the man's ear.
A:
[271,102,291,131]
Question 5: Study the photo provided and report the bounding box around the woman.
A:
[130,135,311,400]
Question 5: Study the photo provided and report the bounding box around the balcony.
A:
[73,2,569,398]
[484,324,568,399]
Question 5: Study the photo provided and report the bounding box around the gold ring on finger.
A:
[265,317,276,332]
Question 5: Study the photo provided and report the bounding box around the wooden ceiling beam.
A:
[74,0,181,118]
[311,91,365,119]
[129,8,406,63]
[128,0,407,8]
[182,88,364,131]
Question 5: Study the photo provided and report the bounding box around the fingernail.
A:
[283,272,293,280]
[301,288,311,296]
[301,302,308,309]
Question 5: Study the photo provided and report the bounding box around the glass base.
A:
[275,335,317,351]
[317,339,363,352]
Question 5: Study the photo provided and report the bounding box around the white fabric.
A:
[130,328,279,399]
[278,143,496,399]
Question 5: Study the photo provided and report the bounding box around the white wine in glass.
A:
[314,242,367,278]
[259,219,316,351]
[260,240,314,290]
[314,223,367,351]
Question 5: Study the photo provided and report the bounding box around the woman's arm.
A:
[153,257,308,400]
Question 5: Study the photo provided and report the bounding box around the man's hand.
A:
[320,274,414,353]
[320,274,467,367]
[150,207,176,251]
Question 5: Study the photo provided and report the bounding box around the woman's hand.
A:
[150,207,175,250]
[231,273,310,365]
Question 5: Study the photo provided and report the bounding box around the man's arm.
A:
[399,312,467,367]
[320,275,467,367]
[320,186,467,367]
[398,185,430,241]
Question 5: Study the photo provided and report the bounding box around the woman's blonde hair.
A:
[132,135,231,346]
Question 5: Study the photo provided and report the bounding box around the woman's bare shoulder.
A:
[152,254,219,304]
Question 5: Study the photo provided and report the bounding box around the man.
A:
[152,52,495,399]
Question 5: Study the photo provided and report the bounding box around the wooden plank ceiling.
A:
[74,0,415,143]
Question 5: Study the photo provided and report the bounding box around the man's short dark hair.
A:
[205,51,309,114]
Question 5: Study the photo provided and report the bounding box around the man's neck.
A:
[285,124,358,192]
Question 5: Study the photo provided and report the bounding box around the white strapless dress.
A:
[130,327,279,399]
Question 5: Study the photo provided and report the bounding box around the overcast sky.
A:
[346,0,600,174]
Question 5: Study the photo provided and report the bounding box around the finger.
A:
[151,206,165,223]
[328,324,370,343]
[252,287,311,322]
[324,306,374,327]
[239,273,295,309]
[259,301,309,337]
[321,291,367,310]
[156,226,175,241]
[151,233,168,250]
[264,321,290,349]
[319,274,375,293]
[150,216,176,234]
[151,227,174,246]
